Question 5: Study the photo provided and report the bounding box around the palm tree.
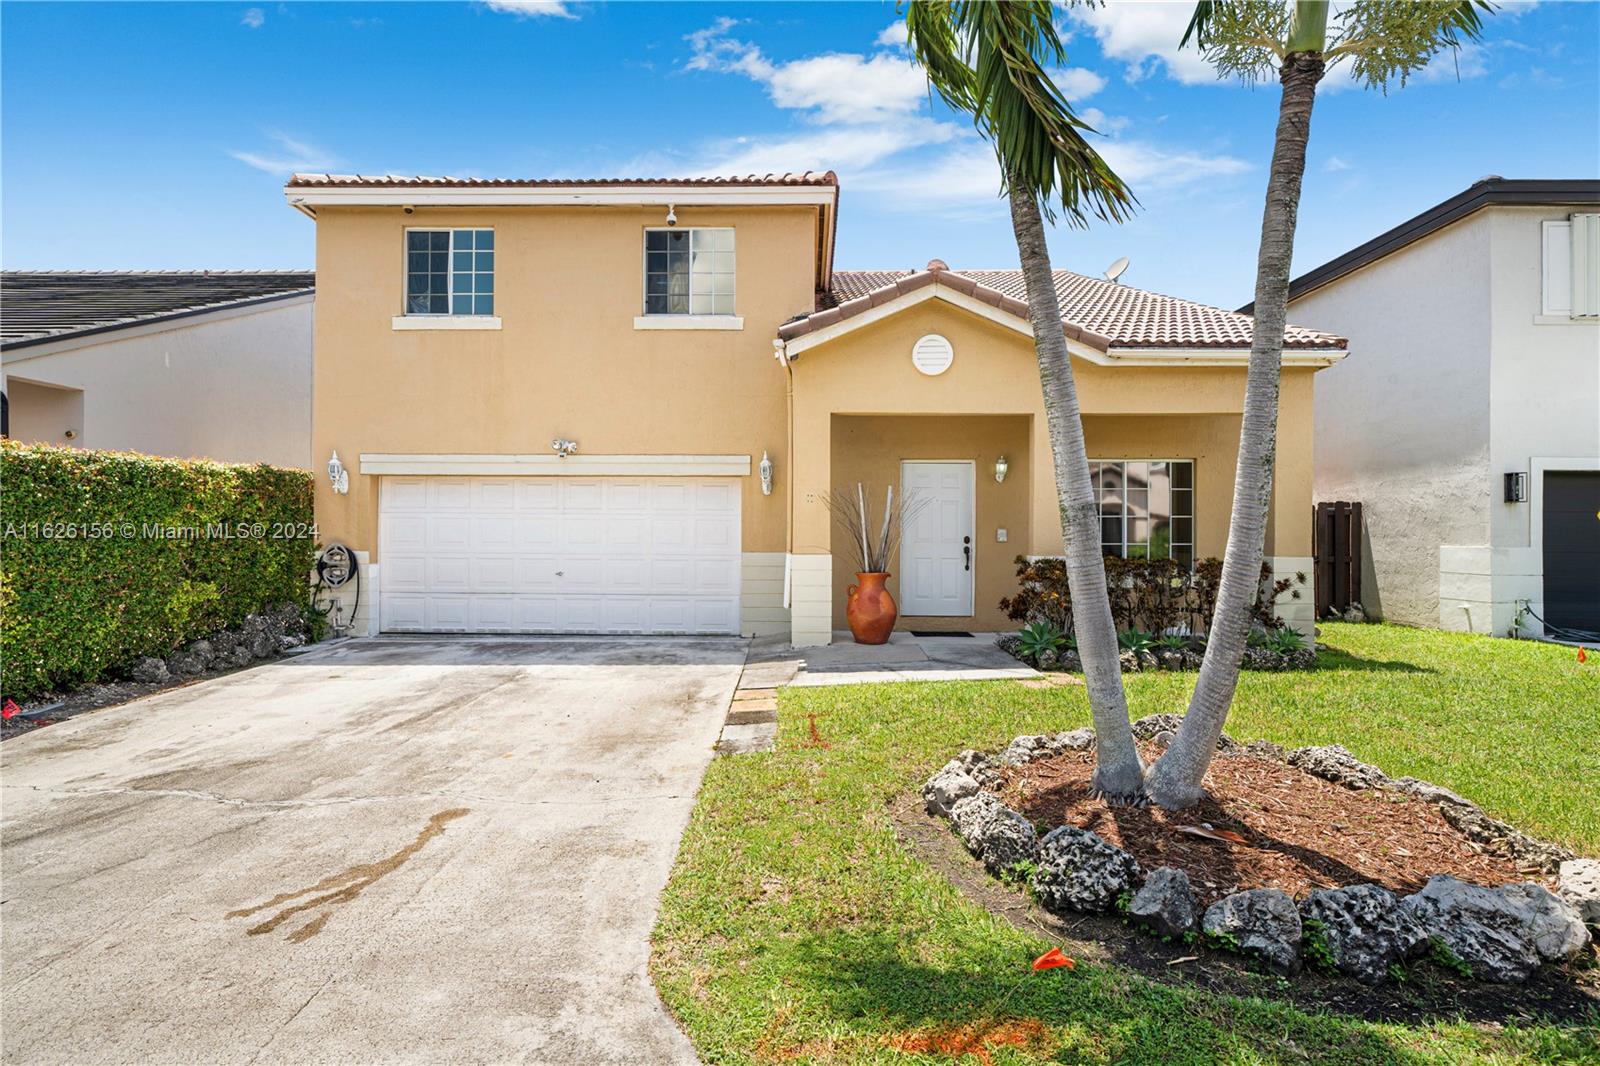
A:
[902,1,1146,798]
[1142,0,1493,810]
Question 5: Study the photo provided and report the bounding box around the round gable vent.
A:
[912,334,954,376]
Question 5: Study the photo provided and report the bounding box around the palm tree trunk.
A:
[1144,51,1325,810]
[1007,178,1144,799]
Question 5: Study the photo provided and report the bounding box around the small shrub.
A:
[1264,627,1308,654]
[1000,554,1304,637]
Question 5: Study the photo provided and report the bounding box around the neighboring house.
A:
[0,271,314,468]
[287,171,1346,645]
[1280,178,1600,639]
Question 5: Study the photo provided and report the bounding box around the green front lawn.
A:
[652,624,1600,1064]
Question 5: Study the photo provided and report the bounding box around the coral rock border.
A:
[922,717,1593,986]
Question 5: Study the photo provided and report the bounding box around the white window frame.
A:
[636,227,741,330]
[396,227,500,329]
[1090,458,1196,564]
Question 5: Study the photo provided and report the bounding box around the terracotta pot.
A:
[846,571,898,645]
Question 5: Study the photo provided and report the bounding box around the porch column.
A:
[788,392,833,646]
[1267,370,1317,640]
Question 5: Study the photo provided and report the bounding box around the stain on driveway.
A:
[1,636,745,1064]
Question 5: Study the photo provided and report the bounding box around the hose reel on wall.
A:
[312,543,359,637]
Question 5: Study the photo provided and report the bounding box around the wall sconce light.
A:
[552,438,579,459]
[994,455,1009,484]
[328,451,349,495]
[1504,471,1526,503]
[759,451,774,496]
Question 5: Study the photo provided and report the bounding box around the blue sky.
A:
[3,0,1596,309]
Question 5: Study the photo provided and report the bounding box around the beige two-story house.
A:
[288,171,1345,646]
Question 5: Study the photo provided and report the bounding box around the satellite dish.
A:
[1103,256,1130,284]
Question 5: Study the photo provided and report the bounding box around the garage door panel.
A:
[381,475,741,634]
[560,481,604,510]
[474,556,517,592]
[384,594,427,630]
[471,516,515,551]
[515,481,559,510]
[427,479,472,510]
[428,516,471,550]
[425,596,472,631]
[515,516,558,549]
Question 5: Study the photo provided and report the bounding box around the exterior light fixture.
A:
[1504,471,1526,503]
[551,438,579,459]
[665,204,677,227]
[994,455,1009,484]
[327,451,349,495]
[759,451,774,496]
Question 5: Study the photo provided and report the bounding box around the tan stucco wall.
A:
[1,299,312,467]
[309,204,820,560]
[829,415,1031,631]
[789,299,1318,568]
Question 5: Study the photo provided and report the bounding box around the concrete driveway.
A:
[1,636,746,1065]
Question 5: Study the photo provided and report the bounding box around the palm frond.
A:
[903,0,1137,226]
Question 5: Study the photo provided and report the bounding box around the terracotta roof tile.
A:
[286,171,838,189]
[801,263,1344,350]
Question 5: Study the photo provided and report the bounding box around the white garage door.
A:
[379,476,741,634]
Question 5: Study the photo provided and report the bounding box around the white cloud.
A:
[686,20,929,125]
[1324,155,1353,172]
[1051,66,1107,102]
[240,7,264,29]
[1096,141,1250,190]
[693,119,960,178]
[485,0,578,20]
[875,21,908,49]
[230,132,339,175]
[1418,41,1488,83]
[1079,107,1130,135]
[1065,3,1219,86]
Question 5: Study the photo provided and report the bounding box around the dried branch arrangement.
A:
[821,483,928,575]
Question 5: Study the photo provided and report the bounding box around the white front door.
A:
[378,475,741,634]
[899,461,975,616]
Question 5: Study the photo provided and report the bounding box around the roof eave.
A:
[1256,178,1600,309]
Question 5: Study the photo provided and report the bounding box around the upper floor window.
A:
[407,229,494,316]
[1092,459,1195,566]
[644,228,734,316]
[1542,214,1598,319]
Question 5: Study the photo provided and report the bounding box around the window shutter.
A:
[1573,213,1600,319]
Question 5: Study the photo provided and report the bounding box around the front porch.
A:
[780,291,1319,647]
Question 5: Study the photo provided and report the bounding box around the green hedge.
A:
[1,441,316,700]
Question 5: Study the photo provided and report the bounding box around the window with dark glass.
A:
[406,229,494,315]
[1091,460,1195,565]
[644,228,734,315]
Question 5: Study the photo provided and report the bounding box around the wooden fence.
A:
[1313,501,1362,618]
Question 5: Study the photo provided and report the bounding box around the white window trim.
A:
[640,226,737,321]
[1090,457,1196,562]
[632,315,744,331]
[391,315,502,331]
[403,226,495,318]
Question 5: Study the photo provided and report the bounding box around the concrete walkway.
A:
[1,636,745,1065]
[788,631,1038,687]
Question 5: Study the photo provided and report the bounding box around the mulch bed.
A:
[996,743,1532,906]
[889,793,1600,1026]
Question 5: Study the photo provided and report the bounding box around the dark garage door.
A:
[1543,470,1600,634]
